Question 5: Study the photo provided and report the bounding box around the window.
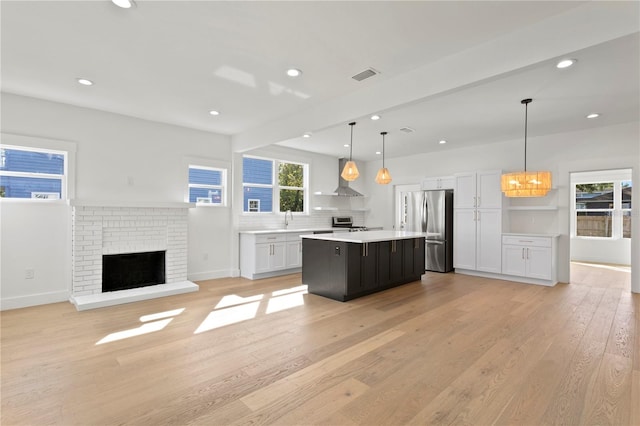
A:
[0,145,67,200]
[188,165,226,206]
[242,156,307,213]
[574,179,632,239]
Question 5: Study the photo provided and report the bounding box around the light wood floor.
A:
[2,269,638,425]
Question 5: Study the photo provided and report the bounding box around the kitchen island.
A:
[301,231,426,301]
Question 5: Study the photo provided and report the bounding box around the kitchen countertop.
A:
[301,230,426,243]
[239,228,334,235]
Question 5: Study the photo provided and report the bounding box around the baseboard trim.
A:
[1,290,69,311]
[454,269,557,286]
[188,269,232,282]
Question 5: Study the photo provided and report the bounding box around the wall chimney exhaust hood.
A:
[333,158,364,197]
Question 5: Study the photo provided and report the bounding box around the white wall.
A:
[362,121,640,292]
[1,93,233,308]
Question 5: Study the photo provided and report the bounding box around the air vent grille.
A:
[352,68,379,82]
[400,127,415,133]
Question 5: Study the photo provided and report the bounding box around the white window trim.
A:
[242,154,309,215]
[184,157,230,208]
[188,166,226,207]
[572,177,632,240]
[0,134,76,202]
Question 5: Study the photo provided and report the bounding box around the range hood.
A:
[334,158,364,197]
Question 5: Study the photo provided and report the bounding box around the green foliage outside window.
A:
[279,163,304,212]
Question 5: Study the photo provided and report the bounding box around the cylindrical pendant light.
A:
[501,98,552,197]
[375,131,392,185]
[341,122,360,181]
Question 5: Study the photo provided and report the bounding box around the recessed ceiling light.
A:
[344,144,350,148]
[209,110,220,116]
[375,151,381,155]
[112,0,135,8]
[286,68,302,77]
[370,114,381,121]
[77,78,93,86]
[303,133,312,138]
[586,113,600,119]
[439,140,447,144]
[556,59,576,69]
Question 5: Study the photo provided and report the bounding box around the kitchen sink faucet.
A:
[284,210,292,229]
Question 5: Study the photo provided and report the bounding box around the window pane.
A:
[576,211,612,237]
[575,183,614,209]
[621,180,632,209]
[189,187,221,204]
[0,176,62,199]
[243,186,272,212]
[189,167,221,185]
[623,211,631,238]
[279,162,303,187]
[0,148,64,174]
[243,157,273,185]
[280,189,304,212]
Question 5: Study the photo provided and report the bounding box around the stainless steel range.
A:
[332,216,368,232]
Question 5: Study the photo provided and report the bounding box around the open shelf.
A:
[312,207,338,211]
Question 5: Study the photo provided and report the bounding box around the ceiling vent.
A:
[400,127,415,133]
[352,68,379,82]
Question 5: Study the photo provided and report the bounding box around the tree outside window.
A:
[279,162,304,212]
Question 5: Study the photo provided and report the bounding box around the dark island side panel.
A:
[302,237,425,302]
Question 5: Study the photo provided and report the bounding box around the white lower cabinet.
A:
[285,236,303,268]
[501,235,557,284]
[454,208,502,274]
[240,232,303,279]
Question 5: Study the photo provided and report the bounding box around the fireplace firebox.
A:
[102,251,166,292]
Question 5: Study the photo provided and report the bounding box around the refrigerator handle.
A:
[422,193,428,232]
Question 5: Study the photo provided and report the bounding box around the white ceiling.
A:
[2,1,638,161]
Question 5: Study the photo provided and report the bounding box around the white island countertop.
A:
[301,230,426,243]
[239,228,334,235]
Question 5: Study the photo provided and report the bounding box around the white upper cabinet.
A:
[422,176,455,191]
[454,170,502,209]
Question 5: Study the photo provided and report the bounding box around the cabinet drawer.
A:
[255,234,288,244]
[502,236,551,247]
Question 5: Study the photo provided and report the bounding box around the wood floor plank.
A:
[1,265,637,426]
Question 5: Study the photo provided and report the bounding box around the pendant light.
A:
[501,98,552,197]
[375,131,392,184]
[341,122,360,181]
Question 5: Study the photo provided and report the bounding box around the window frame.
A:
[0,135,76,202]
[242,155,309,215]
[188,164,227,207]
[572,177,631,240]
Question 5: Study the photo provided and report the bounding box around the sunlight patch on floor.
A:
[96,318,173,345]
[572,261,631,273]
[194,301,260,334]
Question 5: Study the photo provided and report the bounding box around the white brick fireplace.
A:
[70,202,198,310]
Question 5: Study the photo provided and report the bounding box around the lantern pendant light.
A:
[501,98,552,197]
[375,131,392,184]
[341,122,360,181]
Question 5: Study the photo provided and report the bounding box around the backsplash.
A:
[237,210,366,231]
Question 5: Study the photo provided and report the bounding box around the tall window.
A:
[188,165,226,206]
[574,179,632,239]
[242,156,307,213]
[0,145,67,199]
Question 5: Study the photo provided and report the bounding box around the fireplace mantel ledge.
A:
[69,200,196,208]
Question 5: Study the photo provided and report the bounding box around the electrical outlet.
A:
[25,268,35,279]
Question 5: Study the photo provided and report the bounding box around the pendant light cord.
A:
[521,98,532,172]
[348,122,356,161]
[381,131,387,168]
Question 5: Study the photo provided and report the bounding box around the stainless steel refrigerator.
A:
[400,189,454,272]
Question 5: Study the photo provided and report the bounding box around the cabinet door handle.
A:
[477,196,480,207]
[522,248,525,259]
[473,196,476,207]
